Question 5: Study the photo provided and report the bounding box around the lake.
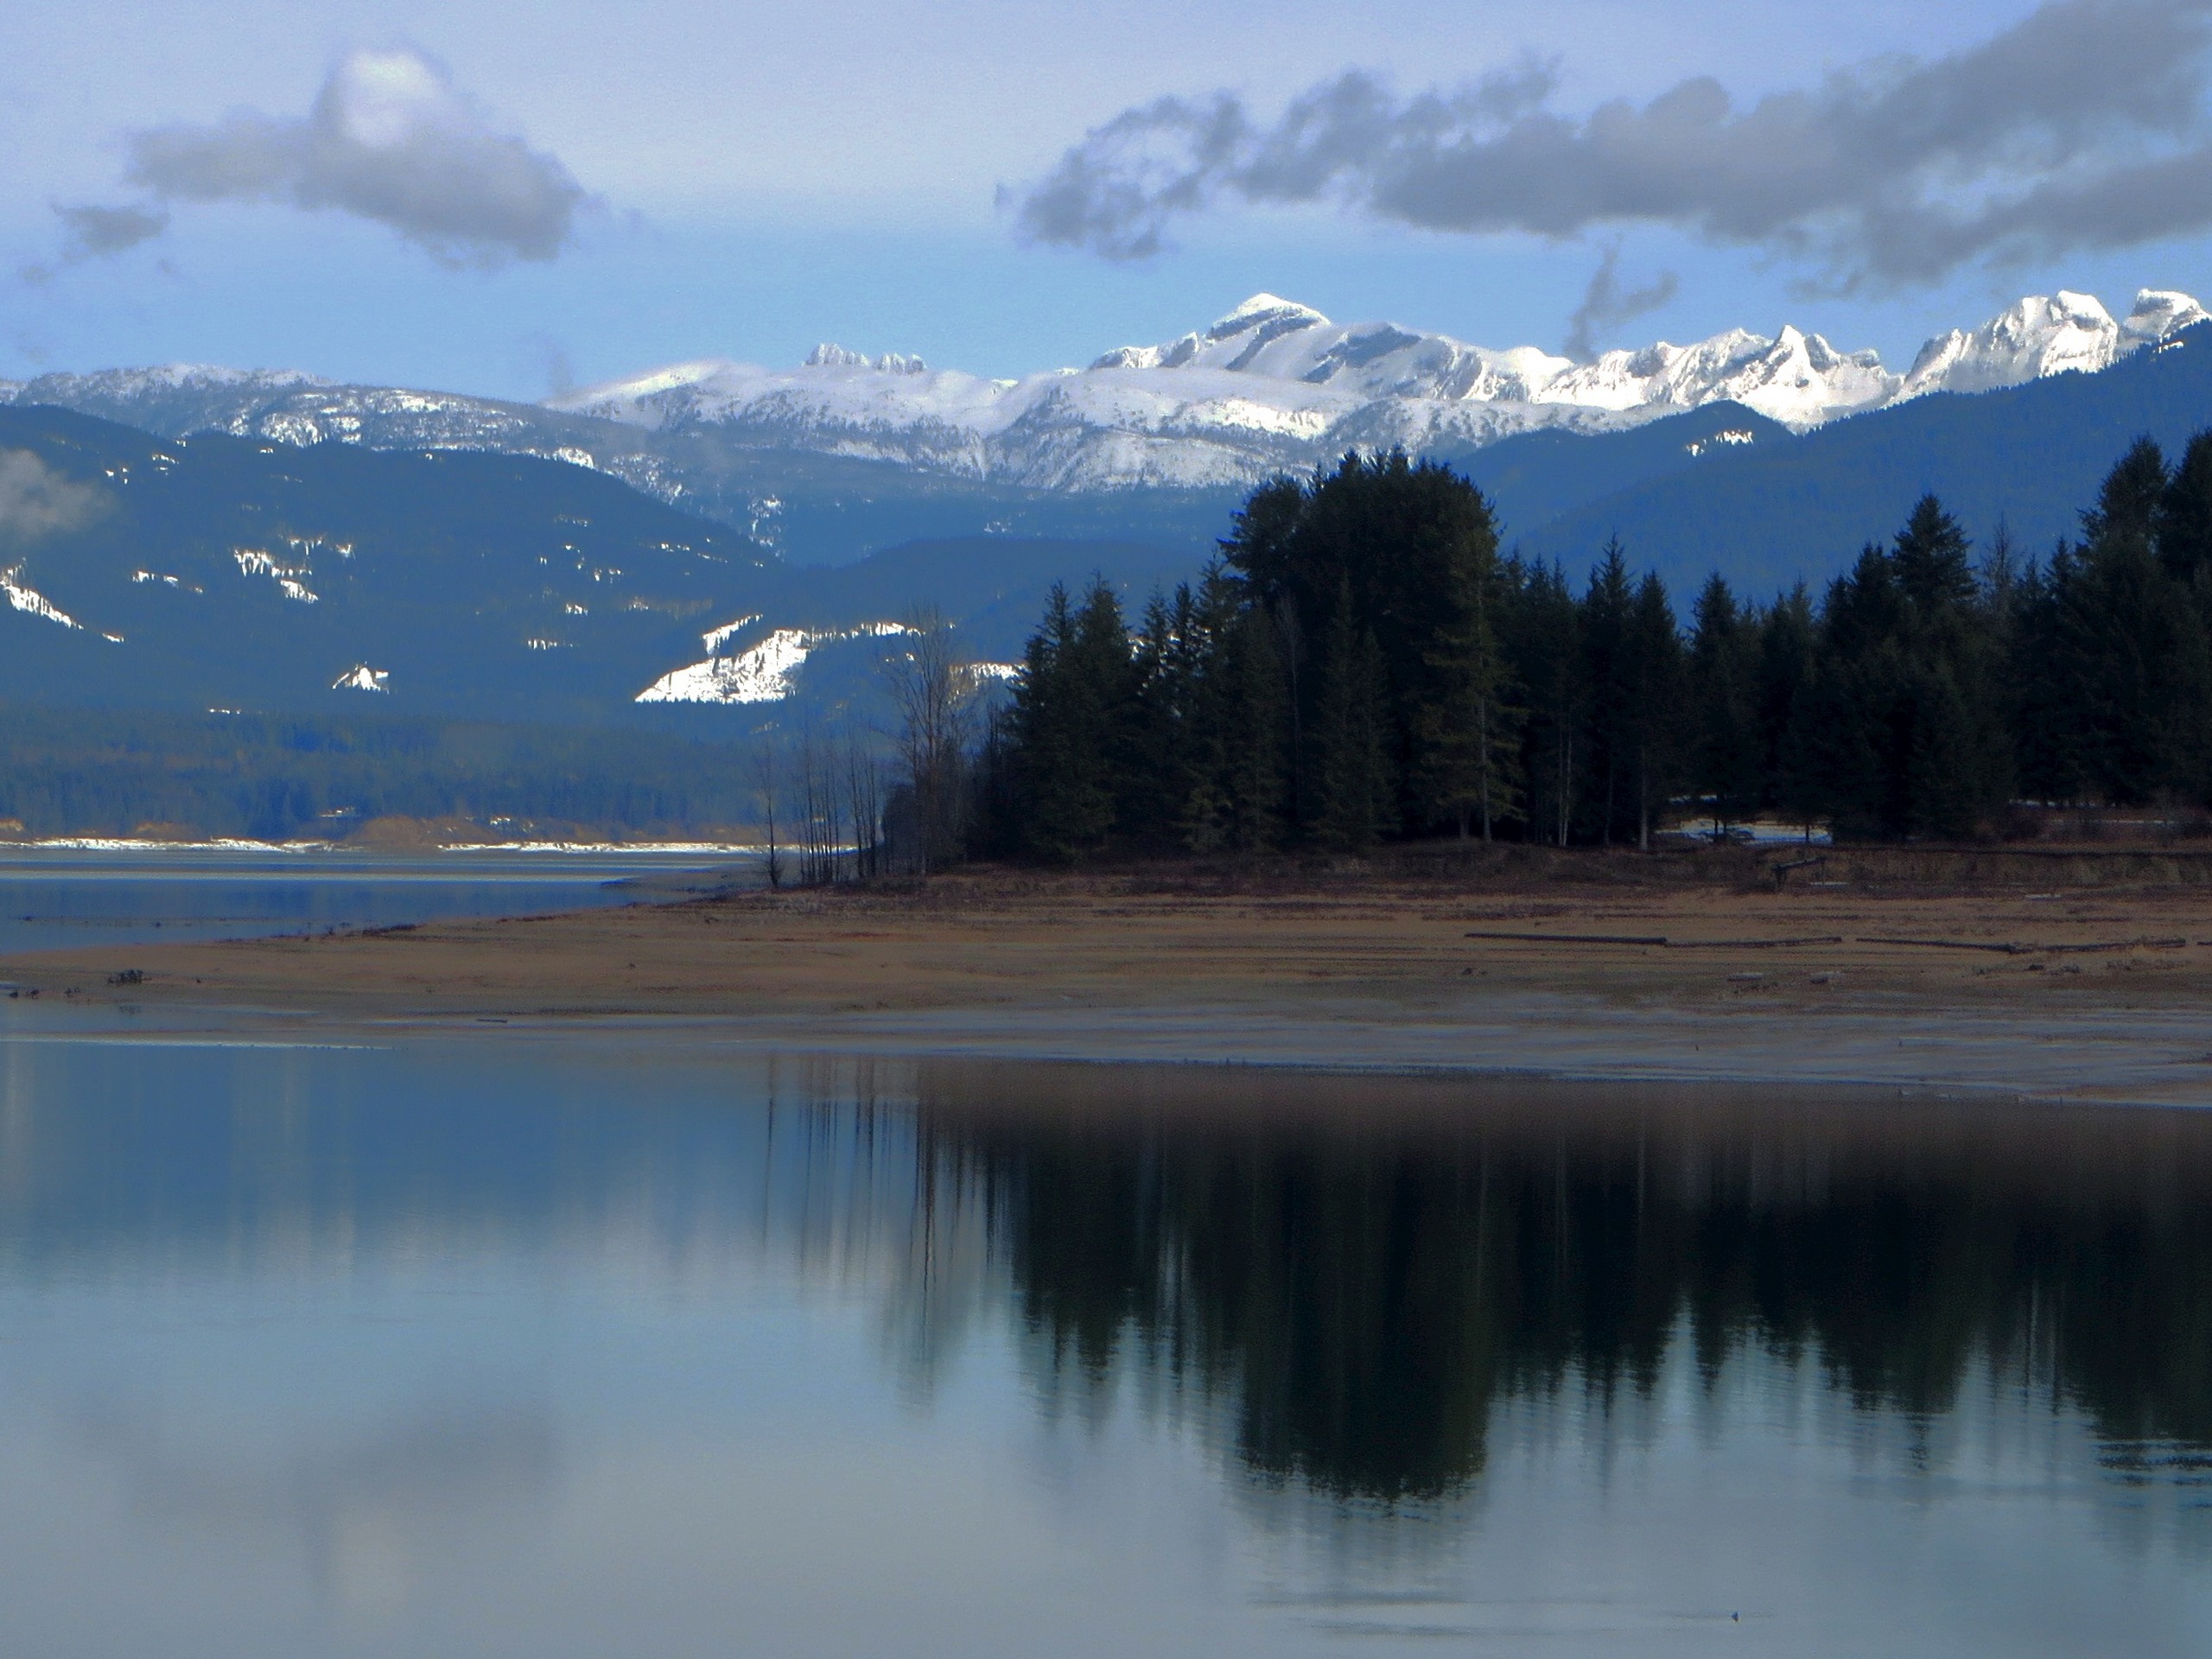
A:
[1,1025,2208,1656]
[0,848,750,958]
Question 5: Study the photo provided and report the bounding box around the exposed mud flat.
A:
[15,851,2212,1103]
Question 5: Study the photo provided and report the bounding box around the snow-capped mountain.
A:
[3,287,2205,510]
[1897,290,2204,398]
[546,287,2208,490]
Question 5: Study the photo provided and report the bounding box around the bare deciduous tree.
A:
[843,724,886,880]
[880,607,983,874]
[751,741,783,889]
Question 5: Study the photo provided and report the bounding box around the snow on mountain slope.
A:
[635,620,911,704]
[553,302,1633,490]
[9,287,2203,501]
[1533,326,1897,425]
[1898,290,2211,399]
[552,286,2197,489]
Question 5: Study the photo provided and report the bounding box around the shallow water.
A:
[2,1034,2209,1656]
[0,850,745,958]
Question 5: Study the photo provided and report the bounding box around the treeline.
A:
[0,707,768,839]
[974,435,2212,855]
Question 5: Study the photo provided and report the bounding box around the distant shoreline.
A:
[11,852,2212,1107]
[0,836,764,856]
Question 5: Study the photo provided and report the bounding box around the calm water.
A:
[2,1031,2210,1656]
[0,850,747,957]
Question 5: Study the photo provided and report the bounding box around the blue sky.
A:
[7,1,2209,397]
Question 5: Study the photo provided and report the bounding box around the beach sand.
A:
[10,846,2212,1103]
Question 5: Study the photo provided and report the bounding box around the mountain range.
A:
[5,284,2212,725]
[5,286,2202,526]
[554,287,2207,487]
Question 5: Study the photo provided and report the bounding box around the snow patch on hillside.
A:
[233,548,320,602]
[701,613,761,652]
[0,564,113,638]
[637,620,912,705]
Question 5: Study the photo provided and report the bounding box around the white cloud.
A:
[118,47,589,267]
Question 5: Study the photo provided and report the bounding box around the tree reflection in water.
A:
[903,1065,2212,1508]
[7,1039,2209,1528]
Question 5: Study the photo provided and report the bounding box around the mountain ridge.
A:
[5,287,2203,511]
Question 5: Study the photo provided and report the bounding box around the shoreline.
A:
[12,853,2212,1105]
[0,837,763,856]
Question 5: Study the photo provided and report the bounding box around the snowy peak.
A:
[1089,300,1571,404]
[540,283,2206,492]
[1530,326,1894,425]
[1900,288,2205,400]
[2123,289,2209,345]
[10,284,2206,502]
[1216,292,1329,328]
[0,365,328,419]
[804,344,929,374]
[1205,292,1331,343]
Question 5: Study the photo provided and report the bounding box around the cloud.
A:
[1564,248,1678,359]
[58,202,171,261]
[1009,0,2212,289]
[0,451,108,543]
[108,46,588,268]
[16,202,171,285]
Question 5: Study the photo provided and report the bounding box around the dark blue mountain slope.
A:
[0,404,1208,723]
[0,404,778,721]
[1513,326,2212,597]
[1442,404,1795,543]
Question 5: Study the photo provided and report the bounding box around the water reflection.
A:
[916,1068,2212,1506]
[2,1040,2210,1653]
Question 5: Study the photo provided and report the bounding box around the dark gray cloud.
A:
[0,450,107,543]
[116,47,587,267]
[1010,0,2212,288]
[17,201,171,284]
[56,202,170,261]
[1564,248,1679,359]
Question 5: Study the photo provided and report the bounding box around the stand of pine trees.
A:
[970,437,2212,859]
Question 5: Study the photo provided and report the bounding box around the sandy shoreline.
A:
[10,849,2212,1103]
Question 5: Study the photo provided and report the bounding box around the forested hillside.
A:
[978,437,2212,855]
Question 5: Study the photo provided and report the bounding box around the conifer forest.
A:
[976,435,2212,857]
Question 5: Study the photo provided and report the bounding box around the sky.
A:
[7,0,2212,398]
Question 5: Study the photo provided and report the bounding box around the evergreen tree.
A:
[1891,493,1977,610]
[1413,500,1522,839]
[2084,436,2168,550]
[1510,560,1581,847]
[2160,431,2212,585]
[1621,572,1685,849]
[1218,605,1290,850]
[1579,539,1637,843]
[1313,578,1395,850]
[1802,501,2010,838]
[1688,575,1761,830]
[1126,586,1191,841]
[1173,569,1287,853]
[1223,448,1503,839]
[2008,548,2086,804]
[1757,584,1818,830]
[1008,579,1139,861]
[2050,444,2212,804]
